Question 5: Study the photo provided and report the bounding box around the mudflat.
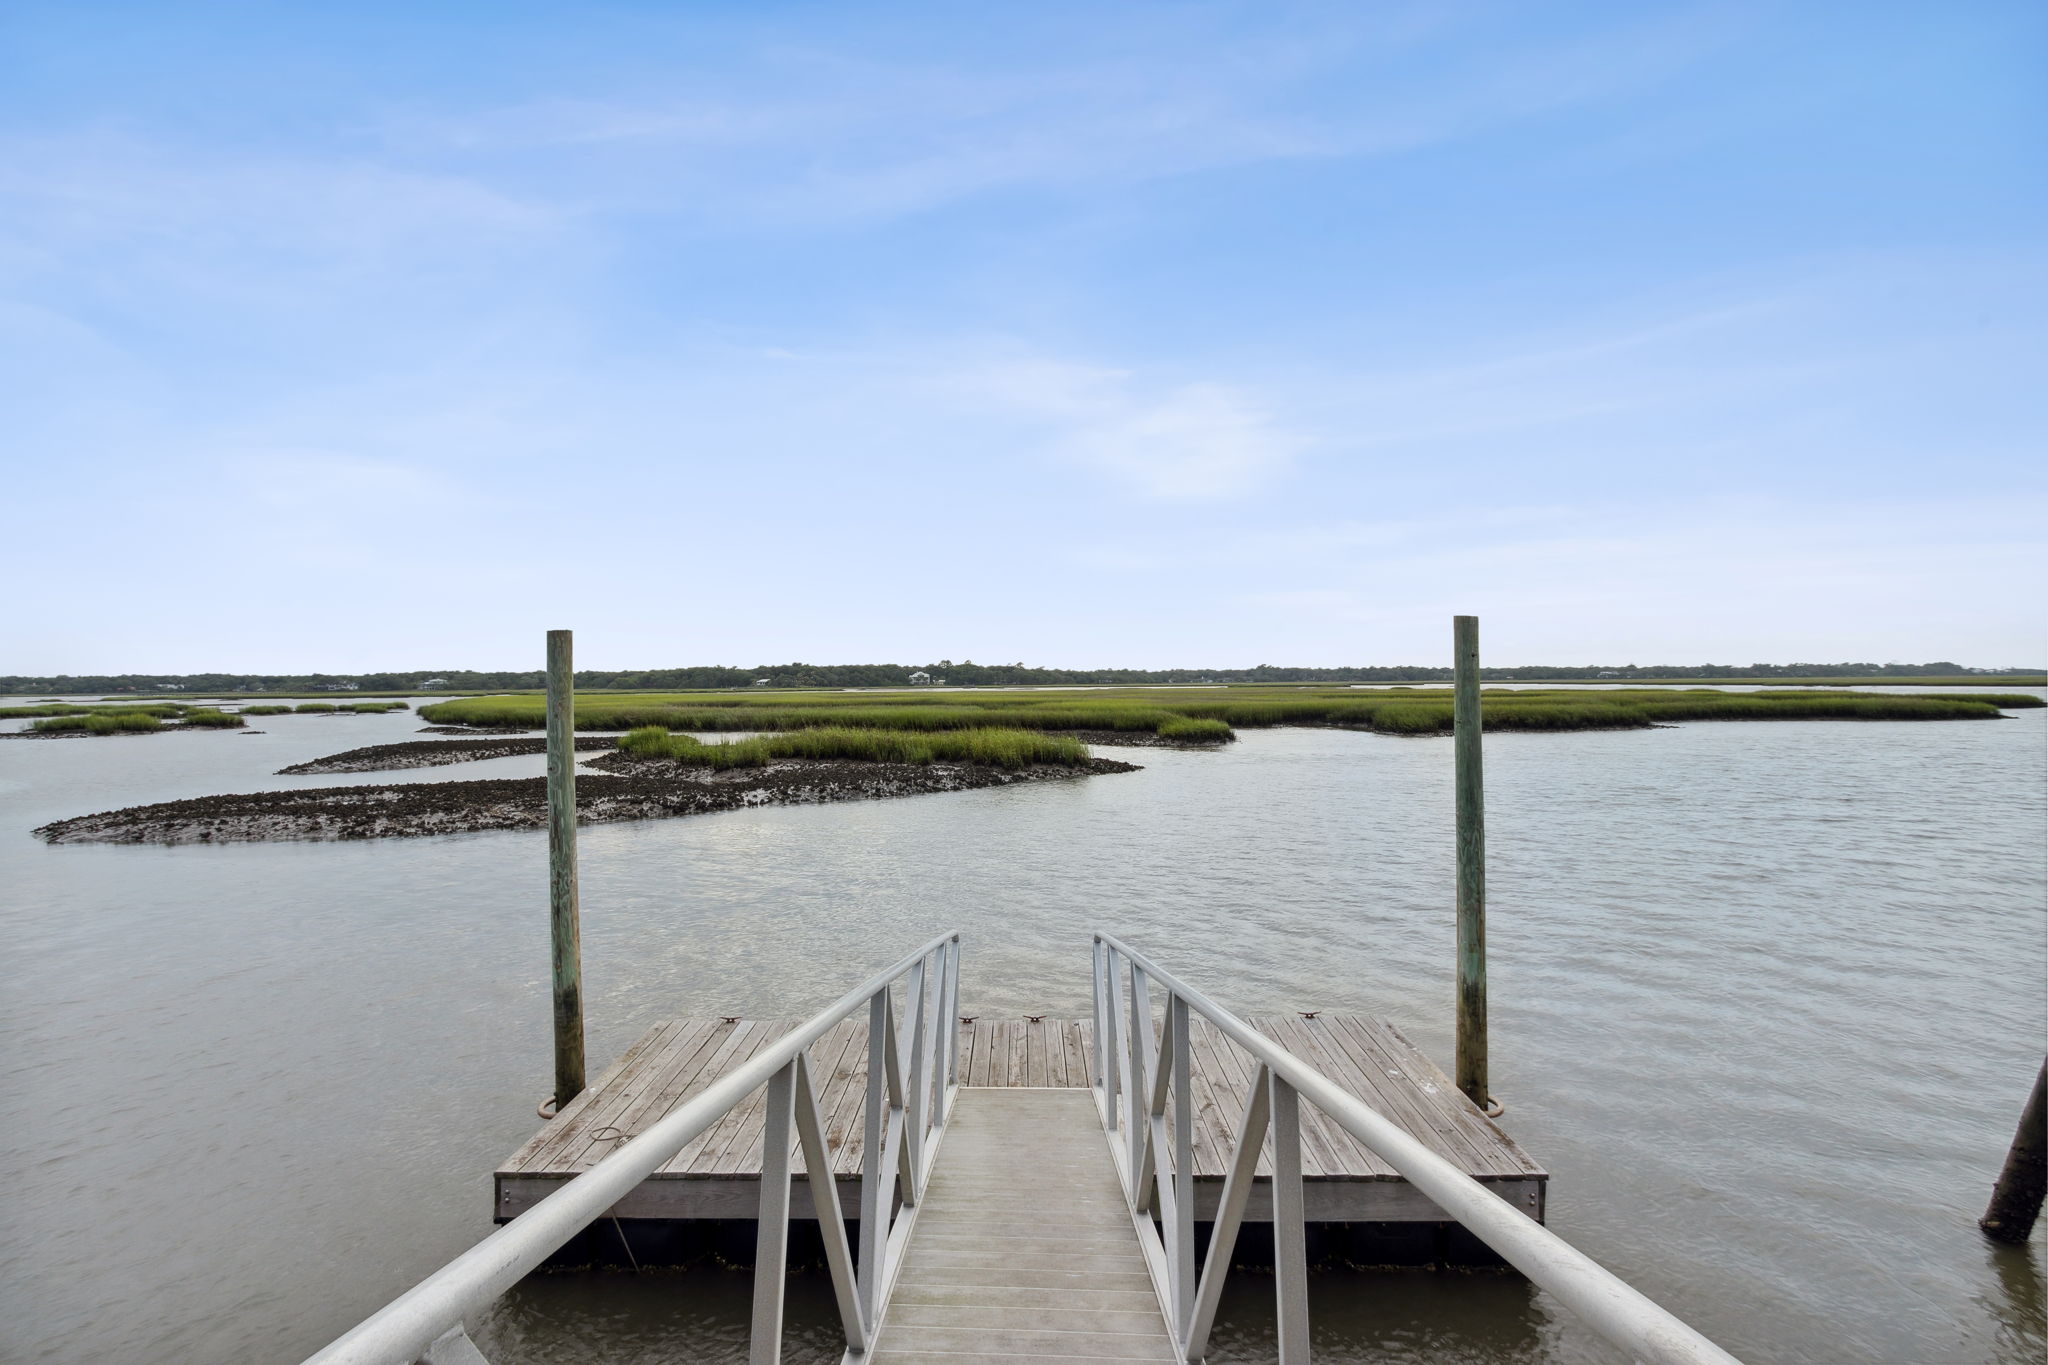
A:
[33,756,1140,845]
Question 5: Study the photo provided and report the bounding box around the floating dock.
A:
[314,932,1747,1365]
[497,1014,1544,1234]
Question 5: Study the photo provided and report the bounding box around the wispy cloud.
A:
[0,132,557,266]
[1211,493,2048,659]
[2,0,2039,670]
[965,358,1299,498]
[368,6,1730,227]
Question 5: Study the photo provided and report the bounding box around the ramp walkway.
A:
[303,931,1741,1365]
[877,1088,1174,1362]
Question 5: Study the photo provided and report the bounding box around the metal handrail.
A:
[1092,932,1742,1365]
[303,931,963,1365]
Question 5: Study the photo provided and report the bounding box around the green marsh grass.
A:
[33,711,165,734]
[240,705,294,716]
[1156,716,1235,741]
[617,725,1090,770]
[294,703,339,714]
[4,702,187,720]
[1899,693,2041,708]
[420,681,2035,742]
[423,697,1195,736]
[1584,675,2046,688]
[179,709,245,728]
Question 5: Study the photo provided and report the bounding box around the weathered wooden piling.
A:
[1453,614,1489,1109]
[1980,1059,2046,1244]
[547,628,585,1109]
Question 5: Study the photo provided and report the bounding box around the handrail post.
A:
[792,1053,867,1353]
[901,965,929,1197]
[1184,1062,1271,1362]
[928,943,951,1115]
[1126,967,1151,1198]
[1103,949,1124,1134]
[942,938,962,1089]
[1090,939,1106,1089]
[883,989,917,1199]
[1137,990,1172,1216]
[750,1061,797,1365]
[1270,1071,1310,1364]
[928,945,953,1130]
[546,628,585,1109]
[1169,992,1194,1341]
[858,989,890,1328]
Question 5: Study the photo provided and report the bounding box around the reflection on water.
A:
[477,1269,846,1365]
[1,698,2043,1364]
[1980,1241,2046,1363]
[1203,1271,1588,1365]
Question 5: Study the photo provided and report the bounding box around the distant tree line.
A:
[1,660,2032,695]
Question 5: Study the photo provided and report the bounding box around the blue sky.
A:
[3,1,2042,672]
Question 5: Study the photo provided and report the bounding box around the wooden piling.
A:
[1453,614,1489,1108]
[1980,1059,2046,1244]
[547,629,586,1109]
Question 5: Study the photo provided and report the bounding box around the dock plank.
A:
[1062,1019,1088,1088]
[1026,1019,1049,1087]
[1190,1015,1278,1178]
[1183,1015,1253,1178]
[972,1021,997,1087]
[700,1020,797,1175]
[1256,1015,1394,1179]
[660,1019,782,1175]
[959,1021,980,1088]
[570,1018,738,1174]
[1311,1014,1494,1176]
[494,1014,1546,1227]
[814,1019,870,1177]
[539,1019,723,1173]
[505,1017,679,1173]
[1376,1016,1543,1176]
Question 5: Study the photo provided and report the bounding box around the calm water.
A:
[1,699,2042,1364]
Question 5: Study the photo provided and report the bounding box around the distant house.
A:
[753,677,772,687]
[908,671,932,685]
[158,683,185,691]
[1595,670,1621,678]
[420,678,449,688]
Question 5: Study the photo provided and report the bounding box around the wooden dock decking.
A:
[877,1088,1176,1362]
[496,1014,1545,1225]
